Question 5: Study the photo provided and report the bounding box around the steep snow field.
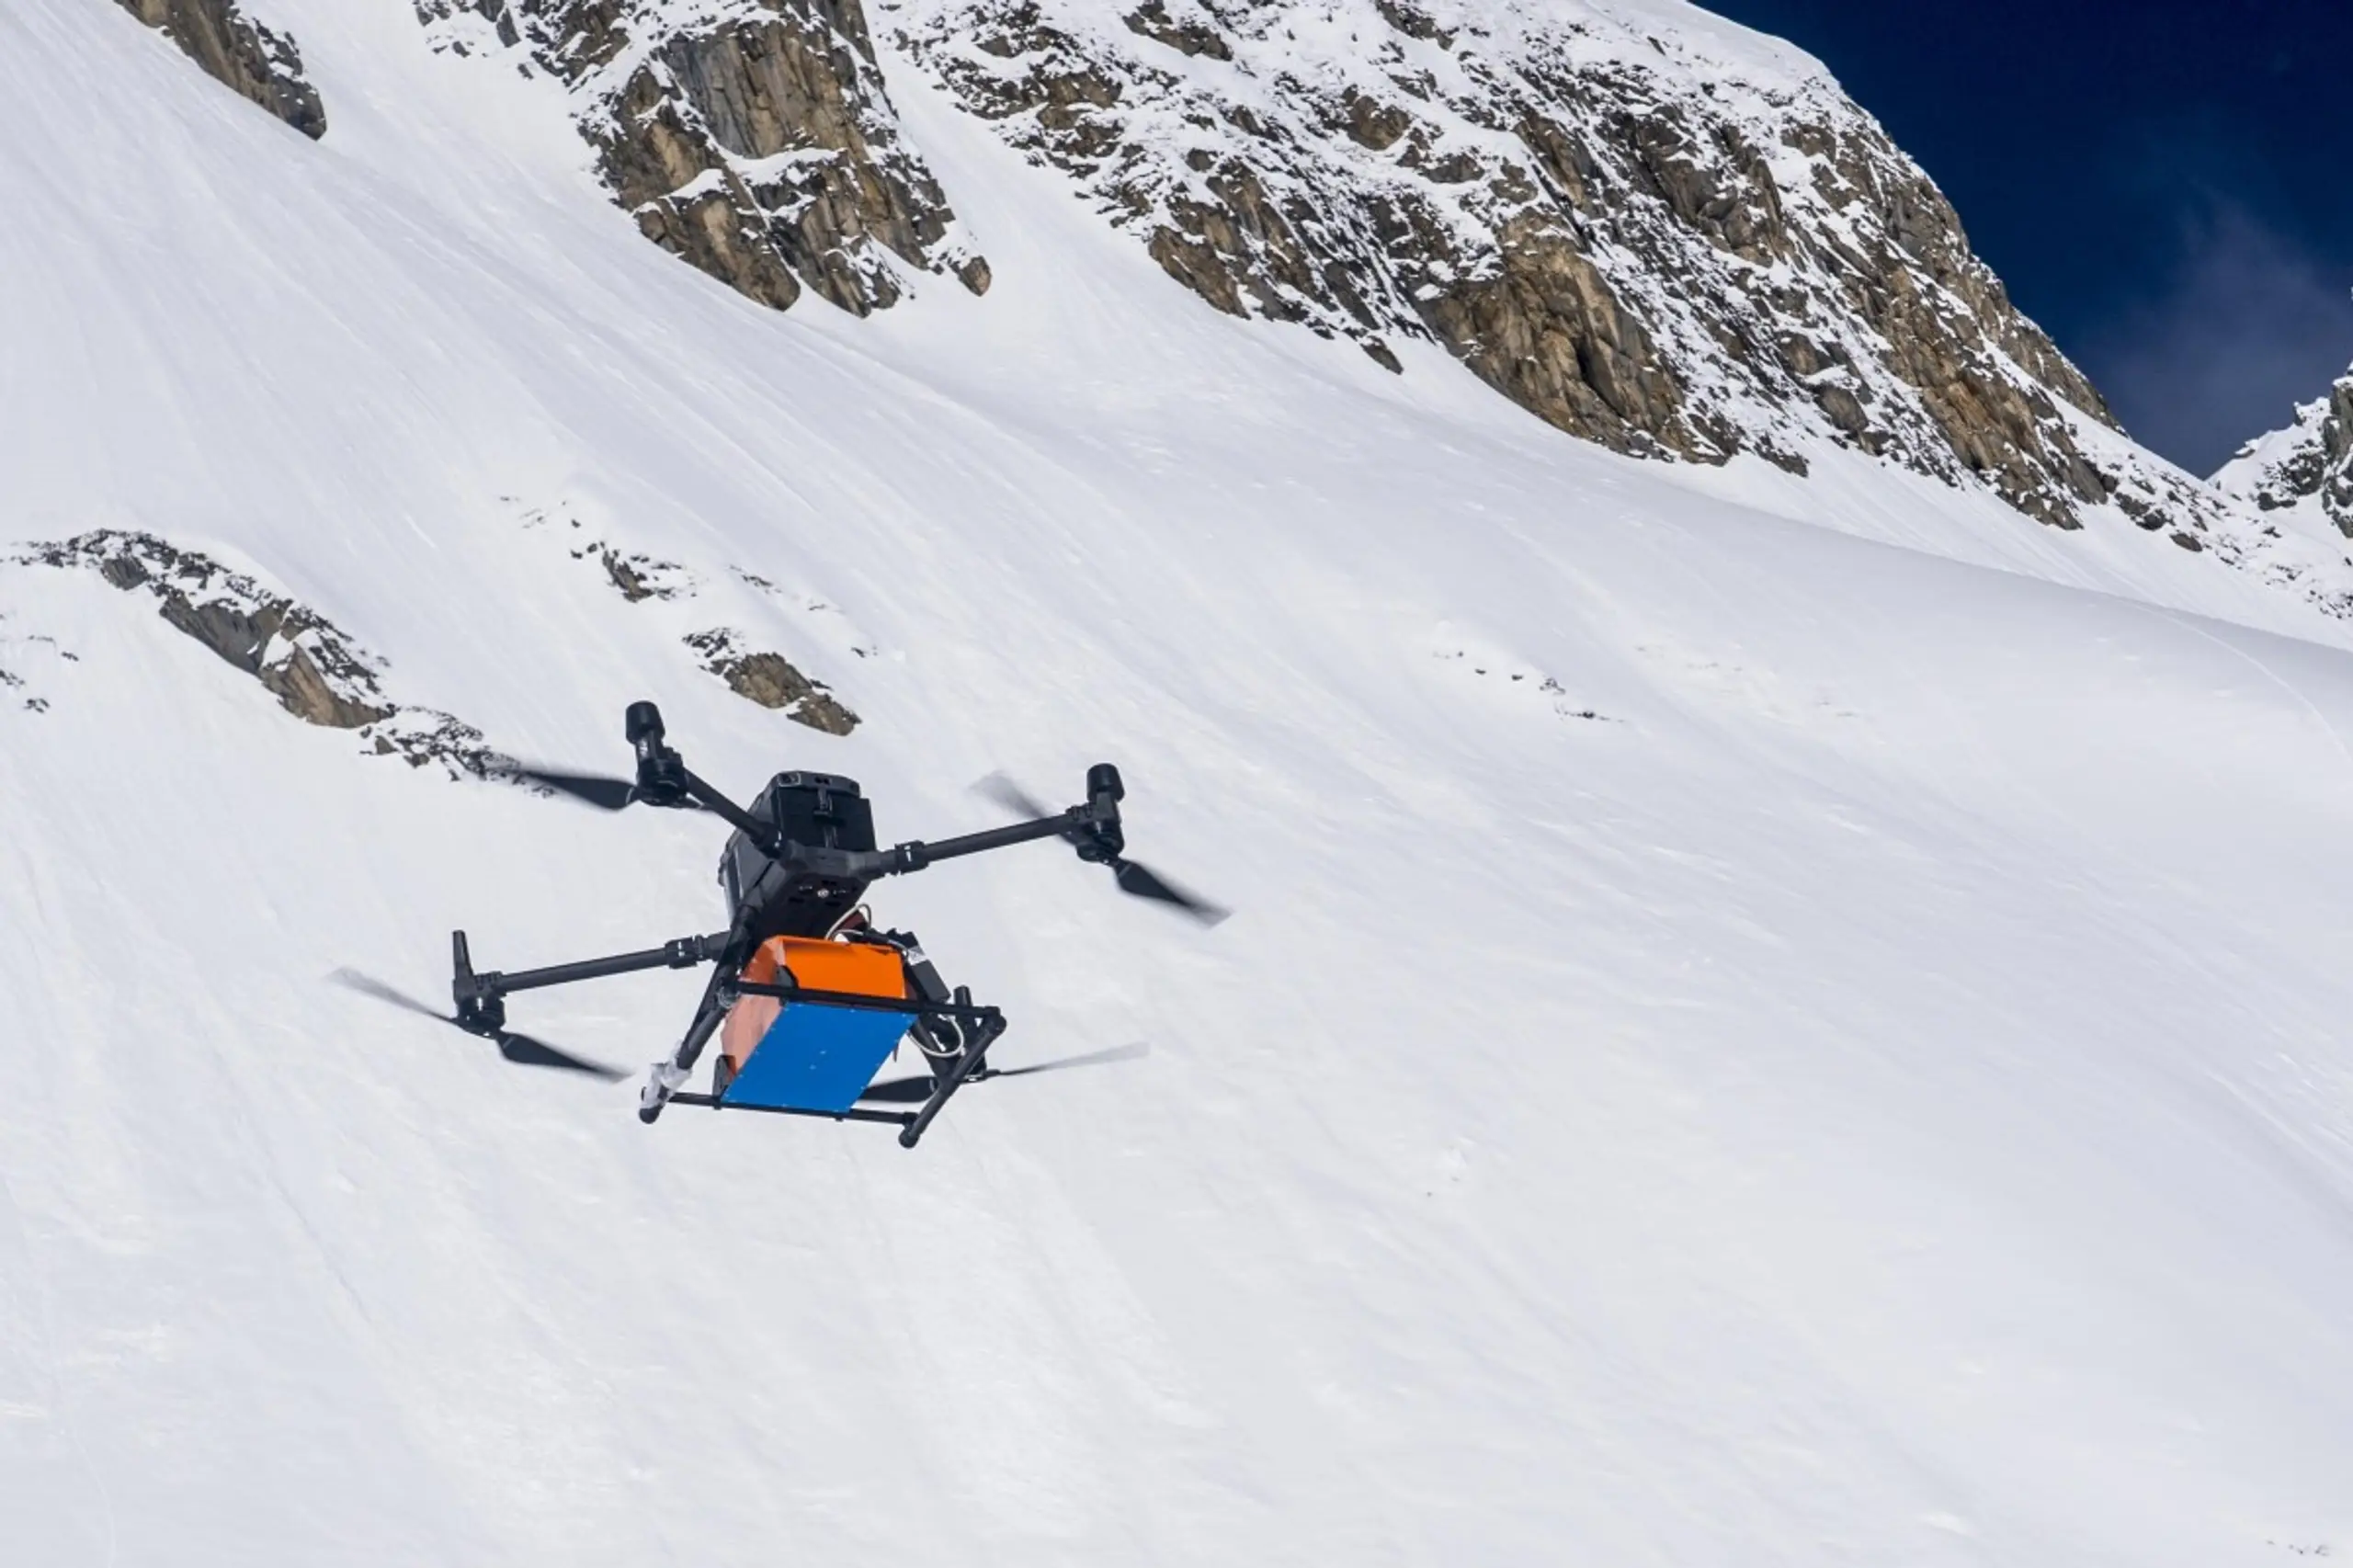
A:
[4,2,2352,1562]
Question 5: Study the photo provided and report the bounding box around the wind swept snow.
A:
[2,1,2351,1563]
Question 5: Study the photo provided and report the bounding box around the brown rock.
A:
[116,0,326,139]
[437,0,984,315]
[684,630,859,733]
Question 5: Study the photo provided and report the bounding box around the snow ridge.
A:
[2215,363,2353,539]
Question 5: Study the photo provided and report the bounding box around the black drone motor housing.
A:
[626,701,690,806]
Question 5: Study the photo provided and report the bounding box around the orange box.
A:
[720,936,908,1074]
[746,936,906,999]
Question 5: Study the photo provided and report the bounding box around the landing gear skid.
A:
[657,1011,1006,1147]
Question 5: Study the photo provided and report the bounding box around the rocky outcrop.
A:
[2216,368,2353,539]
[892,0,2145,521]
[12,532,499,773]
[416,0,986,313]
[510,499,864,730]
[32,530,390,728]
[684,628,860,733]
[114,0,326,139]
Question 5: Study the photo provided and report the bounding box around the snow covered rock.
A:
[6,531,502,773]
[890,0,2157,527]
[417,0,987,312]
[2215,366,2353,539]
[111,0,326,138]
[683,629,861,731]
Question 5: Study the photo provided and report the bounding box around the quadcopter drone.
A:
[340,702,1221,1148]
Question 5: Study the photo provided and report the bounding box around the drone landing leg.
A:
[898,1006,1008,1150]
[639,972,731,1125]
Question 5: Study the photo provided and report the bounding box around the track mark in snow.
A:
[868,1186,1105,1537]
[0,1166,121,1566]
[2125,601,2353,787]
[1635,638,1867,730]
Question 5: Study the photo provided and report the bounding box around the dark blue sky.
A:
[1699,0,2353,475]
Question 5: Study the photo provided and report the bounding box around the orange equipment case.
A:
[745,936,907,999]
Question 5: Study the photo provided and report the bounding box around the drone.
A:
[338,702,1222,1148]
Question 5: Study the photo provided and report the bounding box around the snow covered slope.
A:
[4,1,2352,1563]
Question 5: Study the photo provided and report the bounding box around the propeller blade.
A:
[857,1074,938,1103]
[329,968,447,1019]
[331,969,627,1081]
[496,1031,629,1081]
[980,772,1230,925]
[984,1041,1151,1079]
[1112,858,1230,926]
[859,1041,1151,1103]
[501,766,637,811]
[973,772,1057,825]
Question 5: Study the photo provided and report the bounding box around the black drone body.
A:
[347,702,1220,1149]
[718,770,881,942]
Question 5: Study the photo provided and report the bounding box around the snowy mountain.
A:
[2216,361,2353,539]
[397,0,2353,612]
[6,0,2353,1562]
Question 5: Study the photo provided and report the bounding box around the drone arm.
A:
[455,929,732,1014]
[868,807,1098,876]
[680,770,770,845]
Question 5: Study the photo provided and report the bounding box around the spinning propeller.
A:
[329,969,628,1081]
[977,773,1228,926]
[859,1041,1151,1103]
[502,767,639,812]
[497,701,699,814]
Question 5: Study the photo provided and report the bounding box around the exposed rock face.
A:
[114,0,326,139]
[12,532,499,773]
[684,628,860,733]
[35,530,390,728]
[892,0,2140,521]
[2216,368,2353,539]
[417,0,986,312]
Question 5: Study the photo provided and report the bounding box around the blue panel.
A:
[721,1003,915,1114]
